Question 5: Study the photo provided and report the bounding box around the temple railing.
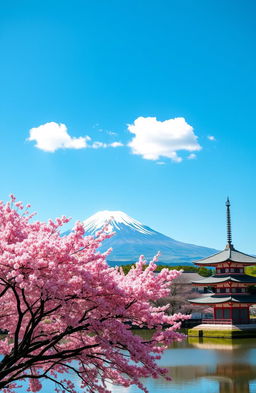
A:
[202,318,256,325]
[202,319,232,325]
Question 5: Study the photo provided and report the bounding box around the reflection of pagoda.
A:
[189,199,256,325]
[205,364,253,393]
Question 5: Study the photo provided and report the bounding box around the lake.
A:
[13,333,256,393]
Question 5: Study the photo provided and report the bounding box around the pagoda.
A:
[188,199,256,325]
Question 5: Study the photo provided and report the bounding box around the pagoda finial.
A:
[226,197,233,248]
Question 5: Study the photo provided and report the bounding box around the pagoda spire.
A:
[226,197,233,248]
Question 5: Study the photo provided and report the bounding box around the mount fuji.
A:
[80,211,217,266]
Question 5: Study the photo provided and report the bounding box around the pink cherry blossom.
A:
[0,197,189,393]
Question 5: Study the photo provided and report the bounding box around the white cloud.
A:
[92,141,123,149]
[188,153,196,160]
[110,142,123,148]
[92,141,107,149]
[28,122,123,153]
[107,131,118,136]
[208,135,216,141]
[127,117,201,162]
[28,122,90,152]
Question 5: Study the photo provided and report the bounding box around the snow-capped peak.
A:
[83,210,152,235]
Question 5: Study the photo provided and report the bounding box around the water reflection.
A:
[114,333,256,393]
[186,337,256,393]
[14,333,256,393]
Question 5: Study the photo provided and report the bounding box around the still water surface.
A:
[17,333,256,393]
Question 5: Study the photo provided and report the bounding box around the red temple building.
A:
[189,199,256,325]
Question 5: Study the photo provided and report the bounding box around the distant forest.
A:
[120,264,256,277]
[121,264,212,277]
[245,266,256,277]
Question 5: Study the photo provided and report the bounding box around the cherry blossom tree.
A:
[154,273,205,315]
[0,196,188,393]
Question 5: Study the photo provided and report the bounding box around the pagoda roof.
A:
[194,199,256,266]
[194,245,256,266]
[188,294,256,305]
[192,274,256,285]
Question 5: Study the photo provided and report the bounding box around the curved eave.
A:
[192,275,256,285]
[188,295,256,305]
[188,297,232,305]
[193,246,256,266]
[196,261,255,267]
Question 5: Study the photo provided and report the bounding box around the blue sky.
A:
[1,0,256,253]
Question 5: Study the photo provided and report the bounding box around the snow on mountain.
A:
[83,211,152,235]
[81,211,218,266]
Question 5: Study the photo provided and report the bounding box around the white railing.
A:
[202,319,232,325]
[202,318,256,325]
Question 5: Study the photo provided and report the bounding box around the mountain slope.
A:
[82,211,217,266]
